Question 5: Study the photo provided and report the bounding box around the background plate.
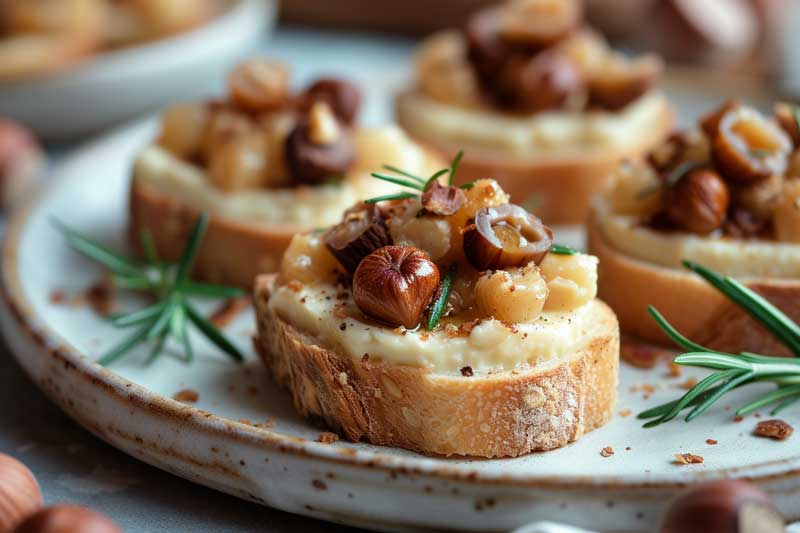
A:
[1,58,798,532]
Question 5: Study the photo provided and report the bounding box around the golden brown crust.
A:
[253,274,619,458]
[587,217,800,356]
[395,93,674,223]
[129,175,304,288]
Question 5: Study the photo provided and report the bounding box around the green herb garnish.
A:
[550,244,578,255]
[640,260,800,427]
[365,151,464,204]
[427,264,456,330]
[448,150,463,186]
[459,182,475,190]
[56,214,245,366]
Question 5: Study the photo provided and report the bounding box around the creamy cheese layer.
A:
[268,282,606,373]
[133,126,436,229]
[397,90,669,159]
[595,199,800,278]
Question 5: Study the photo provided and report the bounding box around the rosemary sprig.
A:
[365,151,464,204]
[427,264,456,330]
[640,262,800,427]
[551,244,578,255]
[57,213,245,366]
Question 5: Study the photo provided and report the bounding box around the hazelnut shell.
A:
[323,204,392,273]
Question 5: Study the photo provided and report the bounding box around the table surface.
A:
[0,26,786,533]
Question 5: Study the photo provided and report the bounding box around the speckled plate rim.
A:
[3,123,800,493]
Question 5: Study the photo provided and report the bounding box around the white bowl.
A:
[0,0,275,141]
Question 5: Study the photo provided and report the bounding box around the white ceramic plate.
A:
[1,118,799,533]
[0,0,274,140]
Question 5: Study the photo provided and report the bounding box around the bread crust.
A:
[129,175,304,288]
[587,217,800,356]
[253,275,619,458]
[395,93,674,223]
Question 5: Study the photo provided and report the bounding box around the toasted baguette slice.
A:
[587,219,800,357]
[129,175,304,288]
[253,274,620,458]
[395,92,674,223]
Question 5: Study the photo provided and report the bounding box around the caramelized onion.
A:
[463,204,553,270]
[323,204,391,273]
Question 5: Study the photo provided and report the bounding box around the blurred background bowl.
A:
[0,0,275,141]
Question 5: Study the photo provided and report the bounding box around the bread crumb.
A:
[318,431,340,444]
[667,362,682,378]
[618,409,632,418]
[673,453,703,465]
[675,377,698,390]
[209,296,251,328]
[336,372,348,386]
[706,439,718,445]
[621,339,671,368]
[600,446,614,457]
[173,389,199,403]
[86,280,115,315]
[754,419,793,440]
[49,290,66,304]
[460,366,474,377]
[733,415,744,423]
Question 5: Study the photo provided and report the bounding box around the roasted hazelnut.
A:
[658,480,784,533]
[353,246,440,329]
[463,204,553,270]
[421,181,466,216]
[157,102,208,160]
[494,51,585,113]
[773,102,800,148]
[588,53,662,111]
[285,109,356,184]
[700,99,741,138]
[304,78,362,125]
[14,505,122,533]
[0,453,42,531]
[227,59,290,113]
[201,108,253,162]
[207,131,269,191]
[666,168,729,234]
[711,106,791,184]
[499,0,582,49]
[0,119,42,210]
[323,203,392,273]
[464,5,512,83]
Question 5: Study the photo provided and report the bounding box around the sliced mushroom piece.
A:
[711,106,791,184]
[421,181,466,216]
[462,204,553,270]
[285,113,356,184]
[323,204,392,273]
[304,78,362,125]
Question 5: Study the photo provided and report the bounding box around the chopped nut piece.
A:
[318,431,340,444]
[674,453,704,465]
[620,338,671,369]
[754,419,794,440]
[675,377,698,390]
[209,296,251,328]
[173,389,199,403]
[49,290,66,304]
[600,446,614,457]
[460,366,474,377]
[618,409,632,418]
[706,439,718,445]
[86,280,115,316]
[307,102,341,145]
[421,182,466,216]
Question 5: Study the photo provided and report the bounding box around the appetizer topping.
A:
[353,246,440,328]
[658,480,784,533]
[421,181,466,216]
[711,106,791,184]
[665,168,729,234]
[699,98,741,138]
[156,59,362,192]
[285,104,356,184]
[474,263,548,323]
[323,204,392,273]
[227,59,290,112]
[587,53,663,111]
[463,204,553,270]
[539,252,597,311]
[494,50,585,113]
[429,0,659,113]
[774,102,800,148]
[773,179,800,243]
[305,78,362,124]
[499,0,582,49]
[647,131,708,175]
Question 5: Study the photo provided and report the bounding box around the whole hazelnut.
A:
[304,78,362,125]
[0,453,42,531]
[494,51,585,113]
[14,505,121,533]
[666,168,730,234]
[0,119,42,210]
[659,480,784,533]
[353,246,440,329]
